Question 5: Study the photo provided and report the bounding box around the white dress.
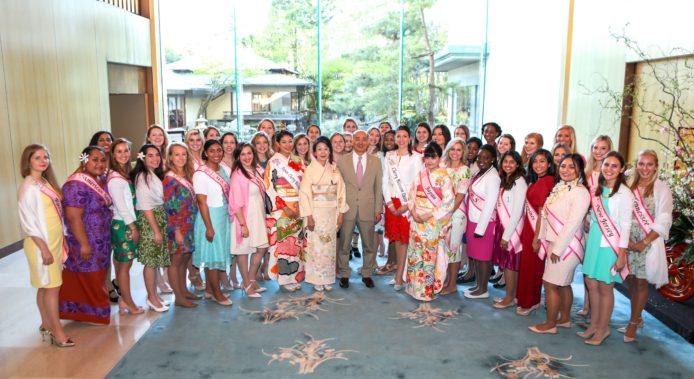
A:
[230,182,269,255]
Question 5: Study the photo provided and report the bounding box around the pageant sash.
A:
[526,201,549,260]
[545,205,586,262]
[591,194,629,279]
[165,171,195,196]
[496,189,523,254]
[633,188,655,235]
[33,179,68,264]
[196,165,229,199]
[387,153,408,202]
[421,171,443,208]
[271,155,302,192]
[66,172,112,207]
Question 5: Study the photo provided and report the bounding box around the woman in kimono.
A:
[300,137,349,291]
[107,138,143,315]
[439,138,470,295]
[492,151,527,308]
[265,130,305,291]
[405,142,454,301]
[163,142,200,308]
[580,151,633,346]
[622,150,673,342]
[528,154,590,334]
[18,144,73,346]
[60,146,112,325]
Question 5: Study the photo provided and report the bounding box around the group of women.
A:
[18,119,672,348]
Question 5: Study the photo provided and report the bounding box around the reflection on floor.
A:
[2,251,693,378]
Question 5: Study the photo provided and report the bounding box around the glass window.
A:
[167,95,185,128]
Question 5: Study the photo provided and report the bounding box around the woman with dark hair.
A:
[163,142,200,308]
[306,124,322,145]
[193,140,232,305]
[293,133,312,166]
[413,122,432,154]
[132,144,171,312]
[492,151,527,308]
[383,126,423,289]
[381,130,396,154]
[300,137,348,291]
[379,121,393,135]
[258,119,276,141]
[466,137,482,175]
[405,142,454,301]
[219,132,241,291]
[528,153,590,334]
[579,151,633,345]
[203,126,221,141]
[481,122,502,147]
[551,143,570,167]
[622,149,672,343]
[463,144,500,299]
[229,143,270,298]
[107,139,143,315]
[265,130,306,291]
[516,149,557,315]
[440,138,471,295]
[497,134,516,156]
[89,131,114,163]
[145,124,169,163]
[18,144,73,346]
[454,124,470,141]
[432,125,452,151]
[60,146,112,324]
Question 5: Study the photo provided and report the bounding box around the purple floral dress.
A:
[59,179,113,324]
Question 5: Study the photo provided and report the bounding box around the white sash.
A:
[165,171,195,196]
[544,205,585,262]
[196,165,229,199]
[496,189,523,254]
[66,172,112,207]
[420,171,442,208]
[526,201,549,260]
[591,194,630,280]
[271,155,302,192]
[387,153,408,202]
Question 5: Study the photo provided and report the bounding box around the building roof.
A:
[243,74,315,87]
[433,45,482,72]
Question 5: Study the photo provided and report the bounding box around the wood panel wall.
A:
[0,0,154,248]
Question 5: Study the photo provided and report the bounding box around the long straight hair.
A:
[109,138,133,179]
[20,144,62,198]
[554,125,578,153]
[585,134,613,177]
[232,143,260,180]
[595,151,626,198]
[526,149,555,184]
[499,151,526,190]
[130,144,164,185]
[443,138,467,167]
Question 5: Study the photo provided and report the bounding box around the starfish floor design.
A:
[490,347,587,378]
[263,333,357,374]
[392,303,467,332]
[242,292,349,324]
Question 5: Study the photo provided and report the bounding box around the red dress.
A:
[516,175,554,308]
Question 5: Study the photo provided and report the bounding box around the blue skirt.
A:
[193,206,231,270]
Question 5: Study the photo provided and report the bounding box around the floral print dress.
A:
[163,172,197,254]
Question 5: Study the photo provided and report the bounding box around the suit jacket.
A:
[337,152,383,222]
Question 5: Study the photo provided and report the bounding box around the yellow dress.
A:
[24,191,64,288]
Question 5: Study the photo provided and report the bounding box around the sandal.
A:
[375,264,396,276]
[108,289,119,303]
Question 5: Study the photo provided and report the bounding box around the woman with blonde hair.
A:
[258,118,278,151]
[622,149,672,342]
[585,135,613,190]
[146,124,170,163]
[18,144,73,346]
[554,125,578,154]
[184,129,205,169]
[521,133,544,167]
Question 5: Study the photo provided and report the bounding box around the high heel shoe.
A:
[118,299,145,315]
[49,332,76,348]
[618,318,644,334]
[39,326,50,341]
[576,329,596,339]
[585,331,611,346]
[251,280,267,293]
[111,279,121,296]
[622,320,642,343]
[243,283,262,298]
[108,289,119,303]
[146,299,169,313]
[515,304,540,316]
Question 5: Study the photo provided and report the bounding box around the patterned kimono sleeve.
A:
[433,173,455,220]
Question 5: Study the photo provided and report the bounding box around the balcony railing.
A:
[97,0,140,15]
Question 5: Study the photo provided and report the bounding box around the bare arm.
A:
[197,194,215,242]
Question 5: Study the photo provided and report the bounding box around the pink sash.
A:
[165,171,195,196]
[34,179,68,263]
[544,205,586,262]
[66,172,112,207]
[196,165,230,199]
[496,189,523,254]
[590,195,629,279]
[420,171,443,207]
[525,201,549,260]
[632,188,654,235]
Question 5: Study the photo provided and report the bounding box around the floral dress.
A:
[443,164,471,262]
[265,153,306,285]
[405,168,455,301]
[163,172,198,255]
